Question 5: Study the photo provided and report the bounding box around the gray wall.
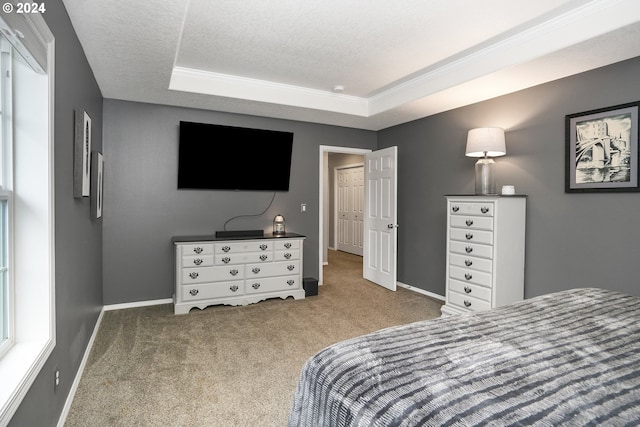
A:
[9,0,104,425]
[379,55,640,299]
[102,100,376,304]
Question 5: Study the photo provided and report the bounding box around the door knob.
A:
[387,224,398,229]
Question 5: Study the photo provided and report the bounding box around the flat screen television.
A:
[178,121,294,191]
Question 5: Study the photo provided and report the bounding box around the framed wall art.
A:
[566,101,639,193]
[91,151,103,219]
[74,110,92,198]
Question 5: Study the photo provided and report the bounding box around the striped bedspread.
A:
[288,288,640,426]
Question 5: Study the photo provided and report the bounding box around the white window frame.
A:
[0,11,55,425]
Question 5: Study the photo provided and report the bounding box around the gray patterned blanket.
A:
[288,288,640,426]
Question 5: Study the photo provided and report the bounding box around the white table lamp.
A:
[465,127,506,195]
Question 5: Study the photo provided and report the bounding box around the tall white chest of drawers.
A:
[173,233,305,315]
[441,196,526,316]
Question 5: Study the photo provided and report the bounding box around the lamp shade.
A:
[465,127,506,158]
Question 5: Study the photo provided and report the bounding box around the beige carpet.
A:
[64,250,443,426]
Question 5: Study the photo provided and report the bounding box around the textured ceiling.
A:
[62,0,640,130]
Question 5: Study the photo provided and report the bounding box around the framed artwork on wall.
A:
[91,151,103,219]
[566,101,640,193]
[73,110,92,198]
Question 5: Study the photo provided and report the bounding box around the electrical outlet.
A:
[54,368,60,391]
[301,203,307,213]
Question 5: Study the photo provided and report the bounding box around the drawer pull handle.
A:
[464,300,471,307]
[193,247,203,254]
[287,265,295,271]
[252,283,261,290]
[252,267,261,274]
[189,272,199,279]
[260,255,268,261]
[464,286,472,293]
[193,258,203,265]
[222,257,230,264]
[284,242,292,249]
[230,285,239,292]
[465,259,472,266]
[481,207,489,214]
[287,279,295,286]
[222,246,231,253]
[464,273,472,280]
[465,233,473,240]
[452,205,460,212]
[465,219,473,226]
[284,253,292,259]
[230,269,239,276]
[189,289,199,296]
[259,244,268,251]
[465,246,473,253]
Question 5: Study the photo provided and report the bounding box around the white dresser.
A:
[173,234,305,314]
[441,196,526,316]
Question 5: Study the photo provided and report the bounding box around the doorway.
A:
[335,164,364,256]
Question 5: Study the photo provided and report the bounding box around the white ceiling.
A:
[62,0,640,131]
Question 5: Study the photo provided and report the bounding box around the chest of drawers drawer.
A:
[182,254,214,268]
[182,243,214,256]
[181,280,245,301]
[449,265,492,287]
[449,279,491,303]
[216,241,272,254]
[245,260,300,278]
[245,276,299,294]
[450,228,493,245]
[449,216,493,231]
[448,290,491,312]
[215,252,273,265]
[449,202,494,217]
[449,253,492,273]
[449,241,493,259]
[181,265,244,284]
[274,249,299,261]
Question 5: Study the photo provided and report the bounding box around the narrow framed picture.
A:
[74,110,92,198]
[91,151,103,219]
[565,101,639,192]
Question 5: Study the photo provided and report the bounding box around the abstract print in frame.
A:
[74,110,92,198]
[91,151,103,219]
[566,101,639,192]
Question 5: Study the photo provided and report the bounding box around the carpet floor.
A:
[64,250,443,426]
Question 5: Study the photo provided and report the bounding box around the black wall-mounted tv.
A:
[178,121,294,191]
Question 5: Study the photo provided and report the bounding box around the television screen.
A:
[178,121,294,191]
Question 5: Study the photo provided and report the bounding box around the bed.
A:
[288,288,640,426]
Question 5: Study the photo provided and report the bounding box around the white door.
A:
[363,147,398,291]
[337,166,364,256]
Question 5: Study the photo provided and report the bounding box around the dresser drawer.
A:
[182,254,214,268]
[449,241,493,259]
[450,228,493,245]
[181,265,244,284]
[449,202,494,217]
[449,279,491,302]
[448,290,491,312]
[245,260,300,278]
[450,266,492,287]
[245,275,300,294]
[181,280,244,301]
[215,252,272,265]
[450,216,493,231]
[274,240,301,250]
[182,243,214,256]
[274,249,299,261]
[216,241,272,254]
[449,253,492,273]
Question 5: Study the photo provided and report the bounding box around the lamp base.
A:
[475,158,497,195]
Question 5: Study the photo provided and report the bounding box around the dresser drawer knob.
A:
[230,269,239,276]
[284,242,292,249]
[193,258,203,266]
[230,285,239,292]
[284,252,292,259]
[252,267,261,274]
[481,207,489,214]
[464,286,472,293]
[193,247,203,254]
[259,244,268,251]
[189,288,199,296]
[222,257,231,264]
[465,219,473,226]
[465,246,473,253]
[452,205,460,212]
[260,254,268,261]
[252,282,261,290]
[287,265,295,271]
[222,245,231,253]
[465,259,472,266]
[464,300,472,307]
[287,279,295,286]
[465,233,473,240]
[189,272,199,279]
[464,273,472,280]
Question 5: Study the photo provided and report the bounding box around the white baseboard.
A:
[104,298,173,311]
[397,281,445,302]
[57,308,104,427]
